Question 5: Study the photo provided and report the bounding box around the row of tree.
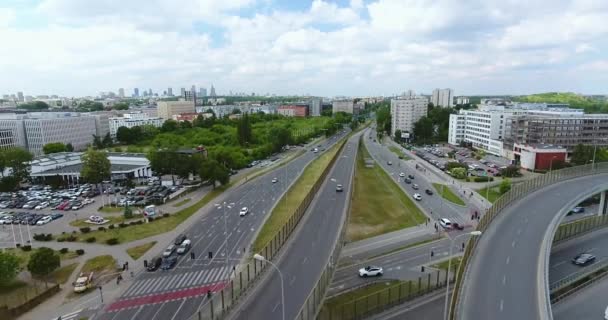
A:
[0,247,61,287]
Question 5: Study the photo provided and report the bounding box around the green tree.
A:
[499,178,512,194]
[231,108,242,114]
[124,205,133,219]
[113,102,129,110]
[450,167,467,179]
[237,113,252,146]
[413,116,434,144]
[0,251,20,285]
[394,129,402,142]
[92,135,103,149]
[43,142,67,154]
[161,119,179,132]
[116,127,133,144]
[0,147,33,183]
[570,144,594,165]
[18,101,50,110]
[102,133,113,147]
[79,100,104,111]
[65,143,74,152]
[80,148,111,186]
[27,247,60,280]
[199,159,229,188]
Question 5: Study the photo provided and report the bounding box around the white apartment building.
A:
[332,99,359,114]
[390,97,428,138]
[157,101,195,120]
[431,88,454,108]
[109,113,164,139]
[0,117,27,149]
[456,97,470,105]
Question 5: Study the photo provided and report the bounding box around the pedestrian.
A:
[125,261,129,270]
[122,263,126,271]
[461,243,465,251]
[471,214,474,220]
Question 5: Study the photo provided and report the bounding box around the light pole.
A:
[253,254,285,320]
[215,202,234,263]
[443,231,482,320]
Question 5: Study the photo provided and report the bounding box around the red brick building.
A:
[514,143,567,171]
[278,105,308,117]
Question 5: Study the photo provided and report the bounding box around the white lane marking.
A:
[174,272,192,289]
[302,257,308,265]
[165,274,181,289]
[272,302,281,313]
[511,240,516,248]
[517,228,522,235]
[204,268,219,284]
[149,276,169,293]
[502,275,506,286]
[551,261,566,268]
[129,306,144,320]
[169,299,188,320]
[192,270,205,285]
[499,299,504,312]
[289,276,296,286]
[506,256,510,265]
[129,278,153,297]
[150,302,167,320]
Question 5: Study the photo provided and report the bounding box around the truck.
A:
[73,272,94,293]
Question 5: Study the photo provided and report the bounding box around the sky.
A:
[1,0,608,97]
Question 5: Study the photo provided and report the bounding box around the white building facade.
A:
[390,97,428,138]
[431,88,454,108]
[23,113,98,156]
[109,113,163,139]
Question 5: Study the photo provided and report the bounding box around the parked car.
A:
[35,202,49,210]
[359,266,383,277]
[161,256,178,270]
[36,216,52,225]
[572,253,596,266]
[147,257,163,271]
[50,213,64,220]
[439,218,452,229]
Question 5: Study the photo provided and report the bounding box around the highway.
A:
[363,132,473,230]
[549,227,608,284]
[552,276,608,320]
[95,131,350,320]
[231,131,361,320]
[459,174,608,320]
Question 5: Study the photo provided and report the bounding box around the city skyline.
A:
[1,0,608,97]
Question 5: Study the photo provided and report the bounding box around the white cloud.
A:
[0,8,16,26]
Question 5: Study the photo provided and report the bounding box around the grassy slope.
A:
[126,241,157,260]
[432,183,466,206]
[476,186,503,203]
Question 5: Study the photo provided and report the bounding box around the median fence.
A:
[318,270,454,320]
[553,214,608,243]
[186,138,349,320]
[449,162,608,320]
[550,258,608,304]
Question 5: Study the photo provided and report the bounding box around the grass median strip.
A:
[432,183,466,206]
[172,198,191,207]
[324,280,401,309]
[476,186,502,203]
[126,241,157,260]
[431,256,462,271]
[347,138,425,242]
[388,146,410,160]
[253,139,344,253]
[50,262,79,284]
[338,236,443,268]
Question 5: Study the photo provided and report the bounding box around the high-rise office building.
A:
[183,90,196,104]
[199,88,207,97]
[310,98,322,117]
[17,92,24,102]
[118,88,125,98]
[148,88,153,96]
[209,85,216,97]
[133,88,139,97]
[167,87,173,96]
[390,97,429,138]
[431,88,454,108]
[180,88,186,96]
[191,85,196,96]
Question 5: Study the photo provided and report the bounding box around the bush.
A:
[60,248,68,254]
[21,245,32,251]
[33,233,53,241]
[129,221,137,226]
[97,227,106,232]
[79,227,91,233]
[106,238,119,245]
[136,220,143,225]
[46,234,53,241]
[473,176,493,182]
[118,223,127,228]
[76,249,85,255]
[57,238,65,242]
[148,217,154,222]
[85,237,96,243]
[66,235,77,242]
[108,224,115,230]
[163,213,170,218]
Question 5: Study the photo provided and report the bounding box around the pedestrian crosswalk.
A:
[122,266,230,298]
[51,309,82,320]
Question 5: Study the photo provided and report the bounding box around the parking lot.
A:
[412,144,512,178]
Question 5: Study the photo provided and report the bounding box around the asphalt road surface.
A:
[95,131,350,320]
[552,276,608,320]
[231,132,361,320]
[459,173,608,320]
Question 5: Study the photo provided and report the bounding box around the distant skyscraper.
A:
[191,85,196,96]
[133,88,139,97]
[118,88,125,98]
[168,87,173,96]
[310,98,322,117]
[210,85,216,97]
[403,89,415,98]
[148,88,153,96]
[180,88,186,96]
[199,88,206,97]
[183,90,196,104]
[17,92,24,102]
[431,88,454,108]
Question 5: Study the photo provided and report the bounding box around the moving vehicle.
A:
[425,189,433,195]
[404,178,411,184]
[359,266,383,277]
[239,207,249,216]
[439,218,452,229]
[408,174,415,179]
[272,178,278,183]
[572,253,596,266]
[412,184,419,190]
[413,193,422,201]
[161,256,178,270]
[336,184,343,192]
[147,257,162,272]
[162,245,176,257]
[73,272,94,293]
[452,222,465,230]
[177,239,191,255]
[399,172,405,178]
[313,148,319,153]
[174,234,187,245]
[387,161,392,165]
[571,206,585,214]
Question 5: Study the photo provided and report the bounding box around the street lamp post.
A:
[443,231,482,320]
[253,254,285,320]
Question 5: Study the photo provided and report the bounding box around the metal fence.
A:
[186,138,349,320]
[550,258,608,304]
[449,162,608,320]
[318,270,454,320]
[553,214,608,243]
[550,258,608,292]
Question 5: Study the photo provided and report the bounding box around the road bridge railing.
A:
[450,162,608,320]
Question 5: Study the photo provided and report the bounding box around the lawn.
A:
[476,186,503,203]
[98,206,124,213]
[81,255,117,274]
[50,263,79,284]
[172,198,191,207]
[126,241,157,260]
[432,183,466,206]
[388,146,410,160]
[324,280,401,310]
[347,138,426,241]
[253,139,345,252]
[432,257,462,271]
[4,248,79,268]
[0,280,49,309]
[69,215,140,227]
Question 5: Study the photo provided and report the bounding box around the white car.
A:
[35,202,49,210]
[413,193,422,201]
[239,207,249,216]
[439,218,452,229]
[359,266,383,277]
[399,172,405,177]
[605,305,608,320]
[272,178,278,183]
[36,216,52,225]
[162,245,176,257]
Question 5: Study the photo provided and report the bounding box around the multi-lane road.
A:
[95,131,350,320]
[231,131,361,320]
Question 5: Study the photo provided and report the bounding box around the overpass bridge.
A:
[452,163,608,320]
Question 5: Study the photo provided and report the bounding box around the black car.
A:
[425,189,434,195]
[408,174,415,179]
[161,256,178,270]
[147,257,163,272]
[404,179,411,184]
[174,234,187,246]
[452,222,464,230]
[572,253,596,266]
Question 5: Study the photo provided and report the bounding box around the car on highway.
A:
[147,257,162,272]
[336,184,343,192]
[571,206,585,214]
[572,253,596,266]
[313,148,319,153]
[399,172,405,177]
[439,218,452,229]
[162,245,176,257]
[413,193,422,201]
[425,189,433,195]
[359,266,383,277]
[239,207,249,216]
[387,161,392,165]
[408,174,414,179]
[176,239,191,255]
[161,256,178,270]
[36,216,52,225]
[272,178,278,183]
[412,184,419,190]
[404,178,411,184]
[174,234,187,245]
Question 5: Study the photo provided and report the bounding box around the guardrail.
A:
[449,162,608,320]
[550,259,608,304]
[550,258,608,293]
[553,214,608,243]
[185,136,350,320]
